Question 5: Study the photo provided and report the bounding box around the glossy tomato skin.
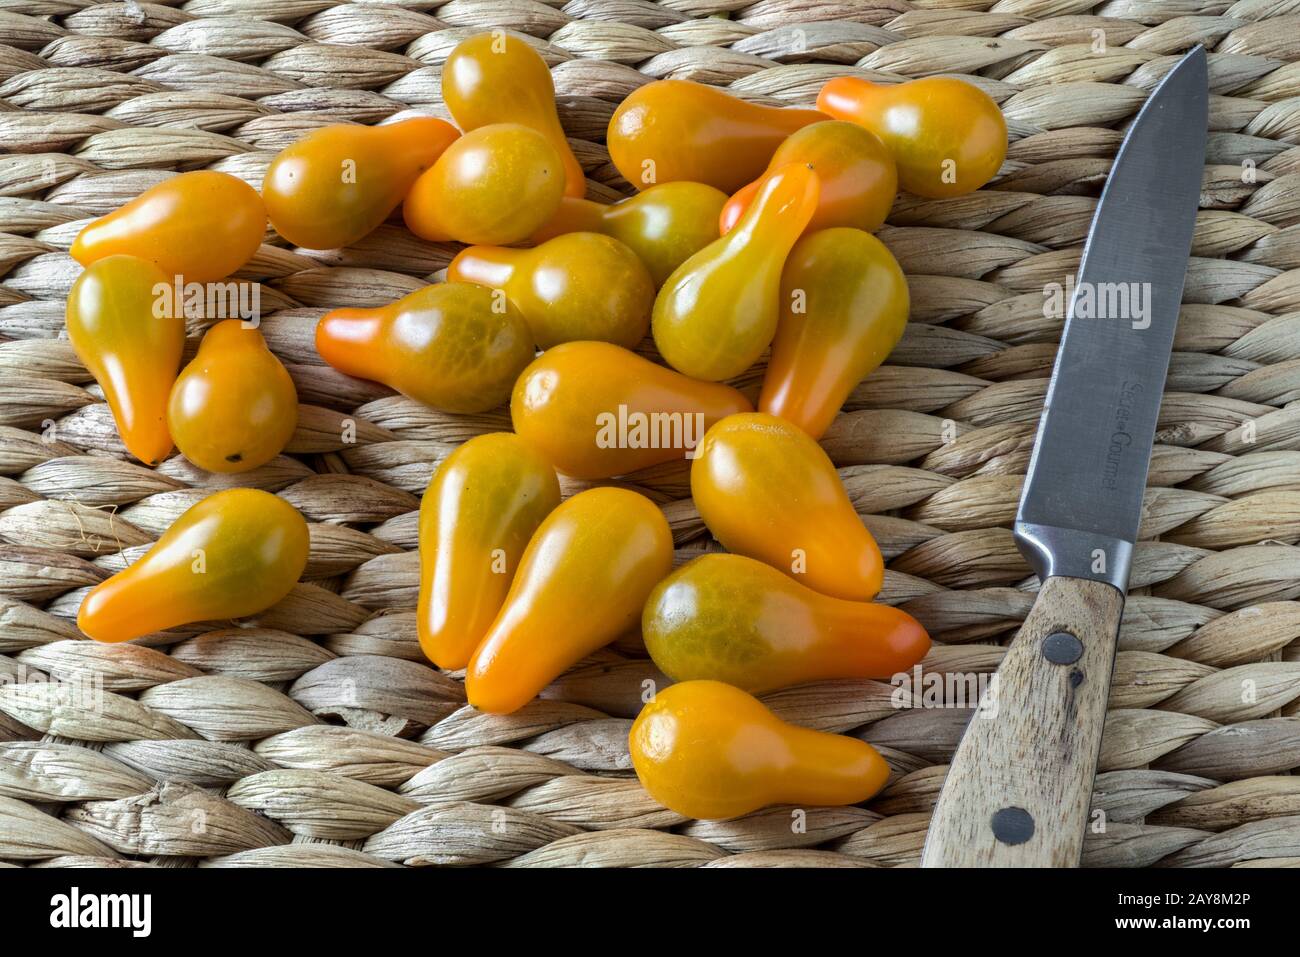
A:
[78,488,309,643]
[818,76,1006,198]
[403,123,564,245]
[264,118,460,250]
[720,120,896,235]
[65,255,185,466]
[761,227,909,439]
[652,163,819,381]
[510,341,752,479]
[71,171,265,283]
[531,182,726,287]
[643,554,929,694]
[448,233,653,349]
[168,319,298,473]
[466,486,673,714]
[442,31,584,198]
[607,79,824,193]
[691,412,884,601]
[629,680,890,820]
[315,282,535,414]
[418,433,561,670]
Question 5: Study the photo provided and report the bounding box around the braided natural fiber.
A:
[2,0,1300,868]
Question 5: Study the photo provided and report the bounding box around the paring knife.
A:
[920,46,1209,868]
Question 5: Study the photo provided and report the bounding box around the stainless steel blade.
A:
[1014,47,1208,592]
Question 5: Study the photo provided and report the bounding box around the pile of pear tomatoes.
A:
[65,30,1007,820]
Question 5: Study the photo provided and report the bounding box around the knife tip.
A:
[1155,44,1208,104]
[1179,44,1208,72]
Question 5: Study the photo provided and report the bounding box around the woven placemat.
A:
[1,0,1299,869]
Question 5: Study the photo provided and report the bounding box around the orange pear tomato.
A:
[607,79,824,193]
[531,182,726,287]
[315,282,534,414]
[264,118,460,250]
[652,163,819,381]
[720,120,896,235]
[78,488,309,643]
[447,233,653,349]
[418,433,561,671]
[691,412,884,601]
[71,171,265,283]
[630,680,891,820]
[643,553,929,693]
[817,76,1006,198]
[442,31,584,198]
[167,319,298,473]
[761,227,909,439]
[466,486,673,714]
[403,123,564,245]
[511,341,752,479]
[65,255,185,466]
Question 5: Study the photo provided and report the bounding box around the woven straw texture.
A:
[2,0,1300,870]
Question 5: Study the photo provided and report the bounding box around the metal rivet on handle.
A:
[1042,631,1083,664]
[991,806,1035,845]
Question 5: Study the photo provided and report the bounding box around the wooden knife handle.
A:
[920,576,1124,867]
